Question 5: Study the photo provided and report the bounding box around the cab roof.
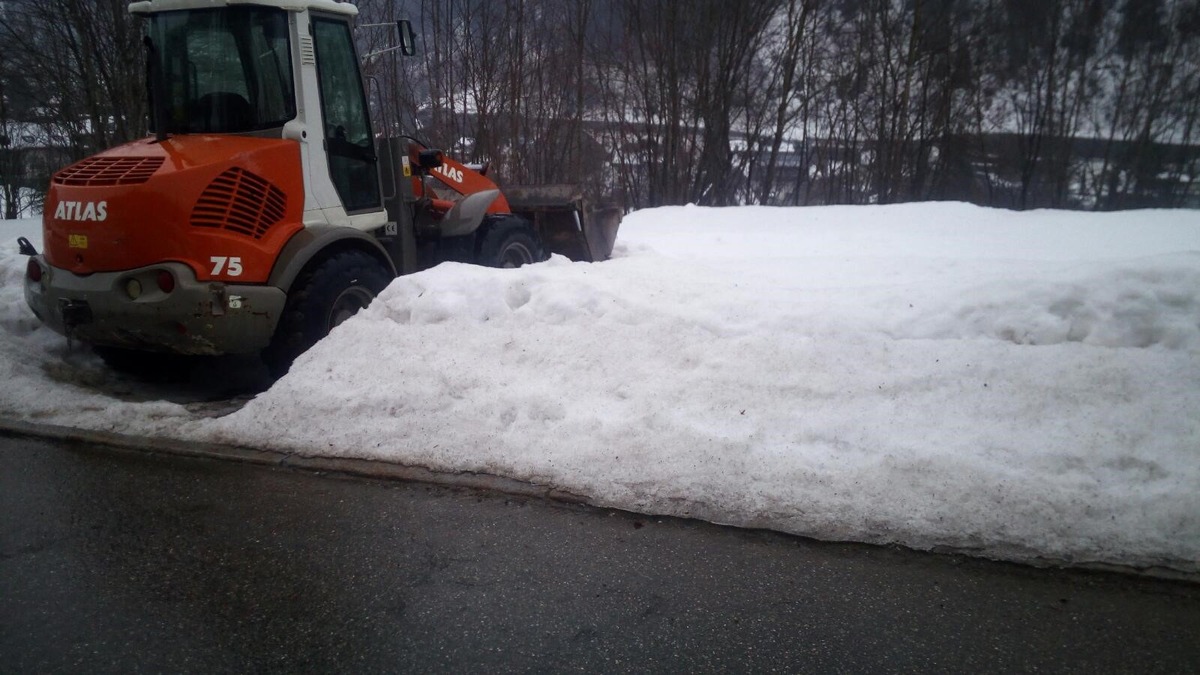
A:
[128,0,358,17]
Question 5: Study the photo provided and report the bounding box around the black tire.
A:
[263,249,391,377]
[477,216,547,268]
[93,345,193,382]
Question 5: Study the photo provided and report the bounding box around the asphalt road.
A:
[2,433,1198,674]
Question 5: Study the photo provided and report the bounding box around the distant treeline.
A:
[3,0,1198,215]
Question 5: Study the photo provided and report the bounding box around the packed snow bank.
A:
[3,203,1199,571]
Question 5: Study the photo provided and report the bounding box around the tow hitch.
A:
[60,299,93,331]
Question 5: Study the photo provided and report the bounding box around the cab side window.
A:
[312,17,380,213]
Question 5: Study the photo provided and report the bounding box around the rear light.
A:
[156,270,175,294]
[125,278,143,299]
[26,258,43,283]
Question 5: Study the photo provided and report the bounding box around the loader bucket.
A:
[504,185,622,262]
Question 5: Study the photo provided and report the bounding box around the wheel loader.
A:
[20,0,621,375]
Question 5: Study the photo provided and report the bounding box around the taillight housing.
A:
[26,258,43,283]
[156,270,175,294]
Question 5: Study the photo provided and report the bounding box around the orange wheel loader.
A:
[20,0,621,375]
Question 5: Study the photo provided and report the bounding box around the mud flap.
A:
[504,185,622,262]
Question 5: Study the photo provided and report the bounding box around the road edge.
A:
[2,416,1195,585]
[0,417,591,505]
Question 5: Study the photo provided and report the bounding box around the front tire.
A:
[263,250,391,377]
[477,216,547,268]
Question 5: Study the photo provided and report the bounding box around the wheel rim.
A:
[328,285,374,329]
[499,241,534,268]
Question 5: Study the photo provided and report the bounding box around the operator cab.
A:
[134,0,384,224]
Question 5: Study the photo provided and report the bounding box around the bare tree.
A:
[0,0,145,155]
[754,0,828,205]
[1083,0,1200,209]
[6,0,1194,214]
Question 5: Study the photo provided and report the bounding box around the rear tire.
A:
[477,216,547,268]
[263,249,391,378]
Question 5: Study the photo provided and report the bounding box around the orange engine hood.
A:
[43,135,304,284]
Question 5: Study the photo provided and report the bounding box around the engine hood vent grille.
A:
[190,167,287,239]
[53,156,164,186]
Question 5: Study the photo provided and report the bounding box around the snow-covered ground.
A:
[3,202,1199,571]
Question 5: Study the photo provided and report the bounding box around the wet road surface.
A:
[2,433,1199,673]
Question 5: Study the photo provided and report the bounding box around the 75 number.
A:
[209,256,243,277]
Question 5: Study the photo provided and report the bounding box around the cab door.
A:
[311,15,381,214]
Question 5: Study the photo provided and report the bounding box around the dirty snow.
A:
[2,202,1199,571]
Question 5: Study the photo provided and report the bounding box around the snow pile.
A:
[0,222,66,401]
[892,256,1200,349]
[0,224,40,339]
[2,203,1199,571]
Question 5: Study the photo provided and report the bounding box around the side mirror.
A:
[418,149,444,170]
[397,20,417,57]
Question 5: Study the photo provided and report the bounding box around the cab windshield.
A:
[147,7,295,134]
